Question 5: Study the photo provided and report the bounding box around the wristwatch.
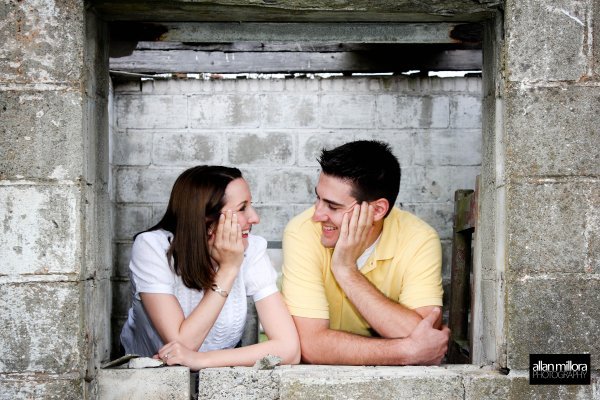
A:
[211,283,229,298]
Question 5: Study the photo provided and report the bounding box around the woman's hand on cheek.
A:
[209,210,244,272]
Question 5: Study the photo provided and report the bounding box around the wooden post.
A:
[448,189,476,364]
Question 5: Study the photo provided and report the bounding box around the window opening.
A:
[108,23,483,362]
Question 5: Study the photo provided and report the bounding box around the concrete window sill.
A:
[197,364,598,400]
[97,364,599,399]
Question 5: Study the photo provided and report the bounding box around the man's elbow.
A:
[297,335,325,365]
[299,348,318,365]
[291,316,330,364]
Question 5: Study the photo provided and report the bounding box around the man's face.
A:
[312,173,358,248]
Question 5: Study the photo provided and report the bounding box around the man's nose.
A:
[312,201,327,222]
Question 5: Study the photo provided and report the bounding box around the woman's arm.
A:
[142,211,245,351]
[140,266,238,351]
[156,292,301,370]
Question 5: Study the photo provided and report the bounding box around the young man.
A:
[281,140,449,365]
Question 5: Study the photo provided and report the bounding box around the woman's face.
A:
[220,178,260,249]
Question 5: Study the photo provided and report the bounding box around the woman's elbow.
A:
[289,341,301,365]
[277,335,301,365]
[283,339,301,365]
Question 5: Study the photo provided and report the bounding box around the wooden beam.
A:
[109,49,482,74]
[162,22,464,43]
[131,41,480,53]
[92,1,500,23]
[448,189,476,364]
[110,22,482,45]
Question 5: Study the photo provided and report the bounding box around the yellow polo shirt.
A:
[281,206,443,337]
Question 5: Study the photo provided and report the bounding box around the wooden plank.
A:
[161,22,464,43]
[455,190,476,232]
[469,175,479,229]
[94,2,499,23]
[448,189,475,364]
[449,227,471,344]
[109,49,482,74]
[110,22,472,44]
[132,41,481,52]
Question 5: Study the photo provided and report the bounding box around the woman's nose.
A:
[248,208,260,224]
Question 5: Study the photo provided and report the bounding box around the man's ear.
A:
[371,198,389,222]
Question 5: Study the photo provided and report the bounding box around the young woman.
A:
[120,165,300,370]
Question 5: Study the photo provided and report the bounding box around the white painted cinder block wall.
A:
[110,76,482,354]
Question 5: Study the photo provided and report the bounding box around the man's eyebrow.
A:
[314,187,344,207]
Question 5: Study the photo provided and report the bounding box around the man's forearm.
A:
[294,312,449,366]
[299,326,414,365]
[332,267,422,338]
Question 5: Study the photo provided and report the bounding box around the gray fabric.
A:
[120,295,165,357]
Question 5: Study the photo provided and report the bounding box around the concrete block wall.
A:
[0,2,111,399]
[97,366,191,399]
[195,365,600,400]
[469,17,505,367]
[0,0,597,398]
[110,76,482,354]
[502,0,600,371]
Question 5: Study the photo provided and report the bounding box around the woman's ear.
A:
[207,223,216,248]
[371,198,389,222]
[207,221,216,236]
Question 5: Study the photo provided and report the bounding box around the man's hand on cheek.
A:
[331,202,374,275]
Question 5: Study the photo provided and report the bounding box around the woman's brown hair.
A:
[139,165,242,291]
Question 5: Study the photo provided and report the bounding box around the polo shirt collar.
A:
[360,208,399,274]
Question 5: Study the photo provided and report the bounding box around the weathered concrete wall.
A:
[503,0,600,371]
[110,75,483,355]
[1,0,598,398]
[196,365,600,400]
[470,15,505,367]
[0,1,111,398]
[97,366,190,400]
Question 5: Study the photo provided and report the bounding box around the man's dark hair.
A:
[318,140,400,217]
